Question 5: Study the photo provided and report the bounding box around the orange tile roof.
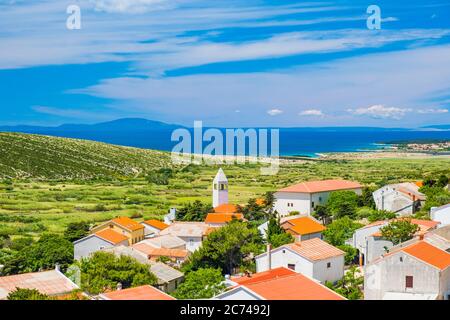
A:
[237,269,344,300]
[285,238,345,261]
[205,213,244,224]
[0,270,79,300]
[402,241,450,270]
[415,181,424,188]
[255,198,266,206]
[213,203,239,214]
[101,285,175,300]
[95,229,129,245]
[232,267,296,285]
[282,216,326,235]
[133,243,189,259]
[278,179,361,193]
[142,219,169,231]
[112,217,144,231]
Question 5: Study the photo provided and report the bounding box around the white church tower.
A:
[213,168,228,208]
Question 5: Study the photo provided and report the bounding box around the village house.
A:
[431,203,450,227]
[138,234,187,250]
[373,182,426,216]
[0,266,79,300]
[141,219,169,238]
[90,216,145,245]
[159,221,212,252]
[205,203,244,227]
[73,228,129,260]
[133,242,189,266]
[364,241,450,300]
[99,285,175,300]
[214,267,344,300]
[348,218,440,266]
[103,246,184,293]
[255,238,345,283]
[273,179,362,217]
[281,216,326,241]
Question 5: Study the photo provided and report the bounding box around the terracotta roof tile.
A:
[232,267,296,285]
[95,229,129,245]
[282,216,326,235]
[278,179,361,193]
[142,219,169,231]
[112,217,144,231]
[205,213,244,224]
[213,204,239,214]
[402,241,450,270]
[133,243,189,258]
[285,238,344,261]
[101,285,175,300]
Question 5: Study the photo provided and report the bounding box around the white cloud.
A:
[267,108,283,116]
[348,105,413,120]
[90,0,172,13]
[417,108,448,114]
[299,109,324,116]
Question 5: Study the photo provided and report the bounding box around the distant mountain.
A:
[421,124,450,130]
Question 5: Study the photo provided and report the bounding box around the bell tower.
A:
[213,168,228,208]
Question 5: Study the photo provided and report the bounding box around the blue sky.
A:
[0,0,449,127]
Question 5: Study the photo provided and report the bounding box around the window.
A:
[287,264,295,270]
[405,276,413,289]
[311,201,315,208]
[327,262,331,268]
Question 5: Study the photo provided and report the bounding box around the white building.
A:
[140,220,170,238]
[348,219,440,265]
[364,241,450,300]
[213,168,228,208]
[255,238,345,283]
[73,229,129,260]
[431,203,450,227]
[373,182,426,216]
[273,179,362,217]
[159,221,211,252]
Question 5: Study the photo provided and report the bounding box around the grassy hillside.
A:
[0,132,171,180]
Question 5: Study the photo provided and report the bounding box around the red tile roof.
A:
[285,238,344,261]
[232,268,344,300]
[232,267,296,285]
[282,216,326,236]
[0,270,79,300]
[278,179,361,193]
[112,217,144,231]
[133,243,189,259]
[205,213,244,224]
[142,219,169,231]
[95,229,129,245]
[402,241,450,270]
[101,285,175,300]
[213,204,239,214]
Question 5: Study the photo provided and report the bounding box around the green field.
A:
[0,132,449,239]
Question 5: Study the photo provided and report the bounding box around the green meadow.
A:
[0,132,449,240]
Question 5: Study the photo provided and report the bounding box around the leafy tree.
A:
[326,266,363,300]
[176,200,213,221]
[79,251,157,294]
[183,221,264,274]
[366,209,396,223]
[173,268,225,299]
[323,217,363,246]
[7,288,52,300]
[327,191,359,218]
[313,205,331,224]
[337,244,358,265]
[64,221,90,242]
[240,198,266,221]
[263,191,275,213]
[1,234,73,275]
[266,217,294,248]
[145,168,174,185]
[437,175,449,188]
[380,219,420,245]
[358,187,375,208]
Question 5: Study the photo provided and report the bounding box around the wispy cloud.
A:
[417,108,448,114]
[267,108,283,116]
[299,109,324,116]
[348,105,412,120]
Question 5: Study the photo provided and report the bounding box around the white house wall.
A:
[74,237,128,260]
[274,192,311,216]
[312,256,344,283]
[431,206,450,227]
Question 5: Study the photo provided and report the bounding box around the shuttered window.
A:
[405,276,413,288]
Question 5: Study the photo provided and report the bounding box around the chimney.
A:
[419,234,424,240]
[117,282,122,291]
[266,244,272,271]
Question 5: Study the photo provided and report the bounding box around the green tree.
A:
[323,217,363,246]
[358,187,375,208]
[437,175,449,188]
[176,200,213,221]
[64,221,90,242]
[263,191,275,213]
[314,205,331,224]
[327,191,359,218]
[337,244,358,265]
[7,288,52,300]
[380,219,420,245]
[2,234,73,275]
[145,168,174,185]
[326,266,363,300]
[240,198,266,221]
[266,217,294,248]
[183,221,264,274]
[79,251,157,294]
[173,268,225,299]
